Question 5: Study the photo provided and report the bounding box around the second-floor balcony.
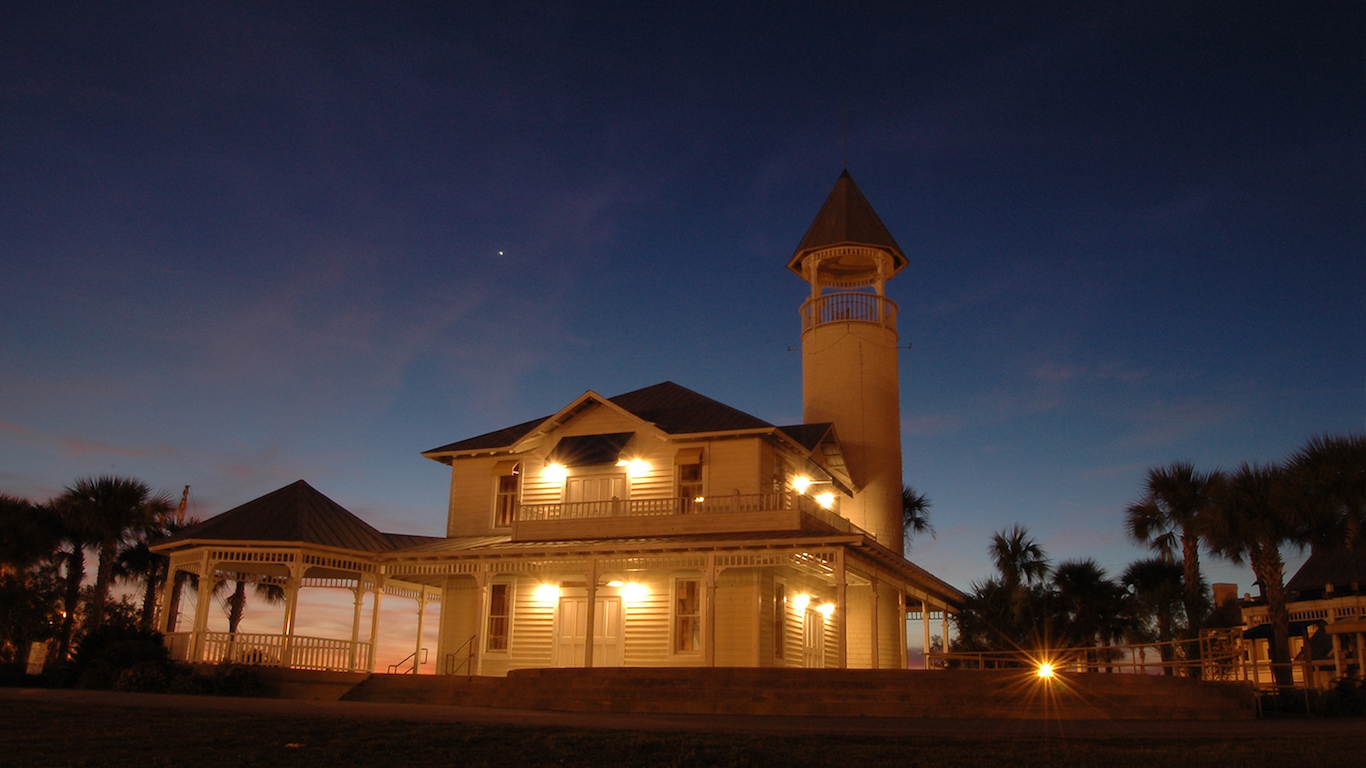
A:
[511,491,860,542]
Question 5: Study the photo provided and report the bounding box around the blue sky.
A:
[3,1,1363,597]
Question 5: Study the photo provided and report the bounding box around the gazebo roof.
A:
[158,480,436,552]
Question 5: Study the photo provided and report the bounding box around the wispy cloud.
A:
[57,438,175,459]
[0,421,30,436]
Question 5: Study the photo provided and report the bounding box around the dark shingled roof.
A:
[424,381,775,455]
[160,480,428,552]
[788,170,907,273]
[1286,547,1366,593]
[608,381,772,434]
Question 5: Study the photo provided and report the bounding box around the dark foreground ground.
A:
[2,688,1364,767]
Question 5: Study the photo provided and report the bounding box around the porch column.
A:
[835,550,847,669]
[869,574,879,670]
[158,565,180,634]
[704,556,717,667]
[1333,631,1346,681]
[191,558,216,663]
[921,600,931,669]
[942,609,951,654]
[583,560,598,669]
[280,562,303,668]
[898,590,908,669]
[1357,632,1365,680]
[472,570,487,675]
[413,588,427,674]
[349,580,365,671]
[367,575,385,672]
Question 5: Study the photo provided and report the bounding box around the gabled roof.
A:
[157,480,433,553]
[1286,547,1366,593]
[788,169,907,274]
[423,381,774,457]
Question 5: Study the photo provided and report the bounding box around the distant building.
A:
[153,172,964,674]
[1239,547,1366,687]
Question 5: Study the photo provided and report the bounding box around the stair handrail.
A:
[387,647,428,675]
[444,634,477,680]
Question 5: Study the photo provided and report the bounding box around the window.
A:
[678,462,702,512]
[494,466,520,528]
[773,581,786,660]
[487,583,511,651]
[674,579,701,653]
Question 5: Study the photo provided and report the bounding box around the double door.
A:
[554,596,623,667]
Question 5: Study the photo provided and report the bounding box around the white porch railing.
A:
[164,632,372,673]
[516,491,839,522]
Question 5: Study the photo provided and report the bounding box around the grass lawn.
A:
[3,700,1364,767]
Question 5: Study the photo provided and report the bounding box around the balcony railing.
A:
[516,491,838,522]
[801,292,897,333]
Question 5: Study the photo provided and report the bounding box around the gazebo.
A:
[151,480,441,673]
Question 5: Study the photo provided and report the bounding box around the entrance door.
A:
[554,596,623,667]
[803,608,825,669]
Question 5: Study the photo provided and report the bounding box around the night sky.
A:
[4,2,1364,598]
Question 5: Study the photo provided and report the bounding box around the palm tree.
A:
[1122,557,1185,674]
[47,498,90,660]
[989,524,1050,591]
[1204,462,1306,687]
[221,577,287,634]
[902,485,934,556]
[1052,558,1129,669]
[1125,461,1222,633]
[0,494,60,576]
[1290,433,1366,552]
[116,511,193,630]
[61,476,172,633]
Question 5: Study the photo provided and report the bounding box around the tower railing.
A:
[801,292,897,333]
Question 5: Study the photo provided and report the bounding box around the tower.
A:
[789,170,907,547]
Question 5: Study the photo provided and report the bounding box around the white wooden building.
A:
[152,171,965,674]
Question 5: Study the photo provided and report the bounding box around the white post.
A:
[869,574,879,670]
[704,557,717,667]
[158,565,179,634]
[192,558,215,663]
[836,551,847,669]
[349,581,364,672]
[413,589,427,675]
[942,609,951,654]
[921,601,931,668]
[583,561,597,669]
[368,575,385,672]
[280,563,302,668]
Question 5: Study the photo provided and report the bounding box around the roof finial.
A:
[841,98,848,170]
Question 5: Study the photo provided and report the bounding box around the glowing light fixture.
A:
[622,582,649,602]
[817,602,835,618]
[533,583,561,605]
[792,476,812,494]
[815,492,835,509]
[543,463,568,482]
[606,580,624,588]
[792,594,811,612]
[1036,662,1056,680]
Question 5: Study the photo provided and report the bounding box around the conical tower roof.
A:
[788,170,907,276]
